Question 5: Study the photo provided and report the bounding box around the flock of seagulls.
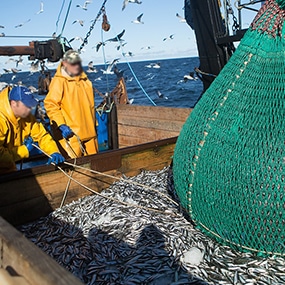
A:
[0,0,194,103]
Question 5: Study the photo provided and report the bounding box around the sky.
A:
[0,0,260,70]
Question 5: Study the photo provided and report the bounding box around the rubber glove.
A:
[23,136,35,153]
[48,153,65,165]
[59,124,74,139]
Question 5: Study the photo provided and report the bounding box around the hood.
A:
[0,87,18,126]
[54,62,88,82]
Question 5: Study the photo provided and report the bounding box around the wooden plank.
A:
[117,105,192,122]
[118,116,187,133]
[0,217,84,285]
[118,125,179,147]
[120,143,175,175]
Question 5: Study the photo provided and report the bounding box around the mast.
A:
[186,0,246,92]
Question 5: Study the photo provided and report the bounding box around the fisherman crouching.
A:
[0,85,65,174]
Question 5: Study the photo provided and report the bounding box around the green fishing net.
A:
[173,0,285,256]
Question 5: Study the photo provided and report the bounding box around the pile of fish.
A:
[20,168,285,285]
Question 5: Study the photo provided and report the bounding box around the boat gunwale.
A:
[0,137,177,183]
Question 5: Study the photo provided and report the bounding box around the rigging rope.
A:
[32,143,180,216]
[60,0,73,37]
[101,28,110,93]
[55,0,67,34]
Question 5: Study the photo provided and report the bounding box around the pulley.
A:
[102,8,110,32]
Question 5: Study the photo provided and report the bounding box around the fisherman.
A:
[44,50,98,158]
[0,85,65,174]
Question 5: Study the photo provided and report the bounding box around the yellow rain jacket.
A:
[44,63,97,157]
[0,87,59,174]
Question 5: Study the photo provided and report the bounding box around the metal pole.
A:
[238,0,242,29]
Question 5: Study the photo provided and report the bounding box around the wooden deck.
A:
[117,105,191,147]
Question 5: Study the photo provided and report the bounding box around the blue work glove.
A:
[59,124,74,139]
[23,136,34,153]
[23,137,42,156]
[48,153,65,165]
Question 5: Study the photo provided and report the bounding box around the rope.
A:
[64,160,178,206]
[31,144,180,217]
[195,67,217,78]
[60,153,75,208]
[101,28,110,93]
[60,0,73,37]
[55,0,66,34]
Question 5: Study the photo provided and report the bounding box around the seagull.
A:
[153,63,161,69]
[5,58,15,64]
[184,72,197,82]
[132,13,144,24]
[141,46,152,50]
[0,33,5,37]
[146,74,156,80]
[176,13,186,23]
[15,56,23,67]
[11,68,21,74]
[122,51,134,57]
[0,25,4,29]
[94,76,102,81]
[3,69,11,73]
[76,1,92,10]
[72,20,84,27]
[163,34,174,41]
[15,19,31,28]
[30,60,39,74]
[101,58,119,75]
[122,0,142,11]
[52,32,57,38]
[116,42,127,51]
[93,41,106,52]
[156,90,163,98]
[11,75,16,81]
[69,36,84,43]
[36,2,44,14]
[87,61,98,73]
[106,30,125,42]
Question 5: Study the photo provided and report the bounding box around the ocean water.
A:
[0,57,203,108]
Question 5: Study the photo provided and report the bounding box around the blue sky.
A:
[0,0,260,69]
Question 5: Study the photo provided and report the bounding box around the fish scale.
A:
[19,168,285,285]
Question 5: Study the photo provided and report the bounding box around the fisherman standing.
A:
[44,50,98,158]
[0,85,65,174]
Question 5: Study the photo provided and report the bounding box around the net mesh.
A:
[173,0,285,256]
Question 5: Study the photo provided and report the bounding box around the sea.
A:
[0,57,203,108]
